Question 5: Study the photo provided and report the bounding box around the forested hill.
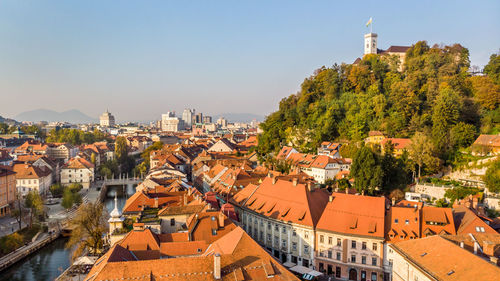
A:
[257,41,500,162]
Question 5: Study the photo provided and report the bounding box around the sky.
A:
[0,0,499,122]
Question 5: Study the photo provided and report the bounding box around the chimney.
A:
[183,194,188,206]
[272,175,277,185]
[474,241,478,255]
[490,256,499,265]
[329,195,333,202]
[133,223,145,231]
[460,241,464,248]
[213,253,221,279]
[292,178,298,186]
[345,187,348,194]
[218,212,225,228]
[482,241,495,257]
[307,182,314,192]
[392,198,396,206]
[154,196,159,208]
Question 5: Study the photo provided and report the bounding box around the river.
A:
[0,184,134,281]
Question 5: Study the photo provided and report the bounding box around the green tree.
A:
[115,136,128,164]
[61,188,74,210]
[484,159,500,193]
[431,84,462,158]
[381,142,410,192]
[49,183,64,197]
[484,52,500,85]
[351,146,383,194]
[25,191,44,228]
[450,122,477,149]
[408,132,440,180]
[90,152,96,165]
[444,186,479,204]
[66,202,108,260]
[0,123,8,134]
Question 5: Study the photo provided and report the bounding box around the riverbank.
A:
[0,237,70,281]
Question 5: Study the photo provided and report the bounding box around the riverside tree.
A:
[66,202,108,260]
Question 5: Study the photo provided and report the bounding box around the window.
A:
[267,222,271,230]
[274,236,279,245]
[320,235,324,243]
[335,267,341,278]
[336,252,341,260]
[351,254,356,263]
[394,219,398,224]
[292,242,297,251]
[319,251,324,257]
[260,231,263,241]
[212,229,217,235]
[405,219,409,225]
[282,239,287,248]
[292,230,297,236]
[304,231,309,239]
[267,234,271,242]
[275,225,279,231]
[389,259,393,266]
[371,272,377,281]
[337,238,341,247]
[476,226,485,232]
[282,226,286,234]
[170,218,175,226]
[328,250,332,259]
[362,242,367,250]
[304,245,309,254]
[351,240,356,249]
[362,256,366,264]
[328,236,332,245]
[373,243,378,251]
[372,257,377,266]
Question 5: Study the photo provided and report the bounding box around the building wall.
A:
[61,168,94,188]
[387,246,432,281]
[315,230,385,281]
[16,176,51,196]
[238,208,316,268]
[0,172,16,217]
[159,213,191,233]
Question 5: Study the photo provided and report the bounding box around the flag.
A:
[366,17,372,27]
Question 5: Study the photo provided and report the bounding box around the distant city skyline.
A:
[1,0,499,120]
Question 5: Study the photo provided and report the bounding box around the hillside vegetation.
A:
[257,42,500,166]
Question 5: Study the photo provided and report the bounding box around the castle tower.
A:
[108,194,124,235]
[364,33,378,55]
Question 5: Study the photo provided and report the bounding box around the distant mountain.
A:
[212,113,264,123]
[0,115,19,125]
[15,109,97,124]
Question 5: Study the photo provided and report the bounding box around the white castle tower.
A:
[364,33,378,55]
[108,194,124,235]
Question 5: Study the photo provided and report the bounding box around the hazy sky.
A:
[0,0,499,122]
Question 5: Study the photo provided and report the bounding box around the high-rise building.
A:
[195,113,203,124]
[203,116,212,124]
[161,112,184,132]
[100,110,115,127]
[182,109,194,128]
[217,117,228,128]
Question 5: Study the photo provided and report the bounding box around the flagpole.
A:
[370,17,373,33]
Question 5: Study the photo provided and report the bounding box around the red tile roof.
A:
[316,193,386,238]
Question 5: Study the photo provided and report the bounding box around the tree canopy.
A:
[257,43,500,165]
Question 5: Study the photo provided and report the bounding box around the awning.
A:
[289,265,312,274]
[73,256,98,266]
[283,261,296,268]
[308,270,323,277]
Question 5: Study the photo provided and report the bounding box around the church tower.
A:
[364,33,378,55]
[108,194,124,235]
